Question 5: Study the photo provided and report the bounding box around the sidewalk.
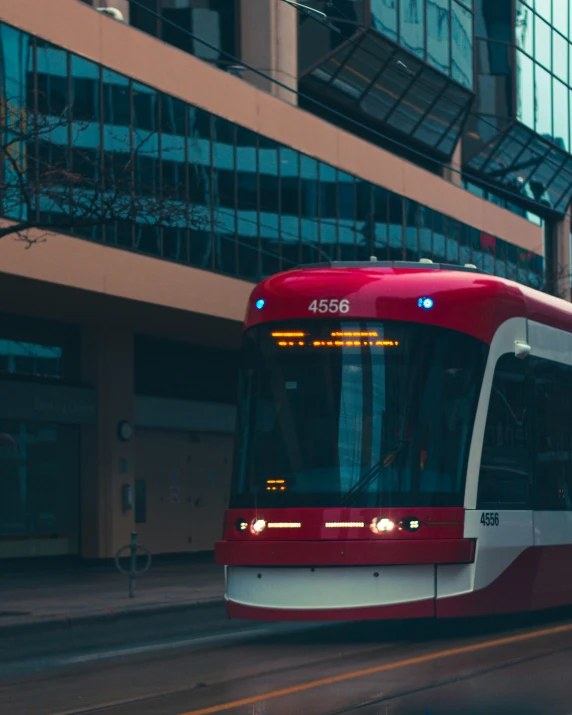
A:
[0,559,225,634]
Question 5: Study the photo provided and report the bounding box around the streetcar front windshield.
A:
[231,320,488,508]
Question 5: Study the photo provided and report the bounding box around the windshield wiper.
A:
[341,460,382,506]
[341,443,405,507]
[342,403,408,507]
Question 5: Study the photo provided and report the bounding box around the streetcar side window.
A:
[477,354,532,509]
[531,357,572,511]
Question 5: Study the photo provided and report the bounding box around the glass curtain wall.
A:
[0,22,543,289]
[516,1,572,152]
[371,0,474,89]
[129,0,237,70]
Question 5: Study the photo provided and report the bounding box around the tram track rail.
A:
[15,614,572,715]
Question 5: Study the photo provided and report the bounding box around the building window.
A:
[371,0,474,89]
[0,315,81,382]
[0,422,80,558]
[0,340,62,379]
[129,0,237,70]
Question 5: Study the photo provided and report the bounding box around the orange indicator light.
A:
[279,335,399,348]
[272,332,306,338]
[331,331,379,337]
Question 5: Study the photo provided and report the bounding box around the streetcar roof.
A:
[244,261,572,344]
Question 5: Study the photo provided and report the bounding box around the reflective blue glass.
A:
[535,63,553,137]
[70,54,102,241]
[371,0,398,41]
[259,136,280,277]
[236,127,259,281]
[400,0,425,59]
[517,50,535,129]
[0,24,33,224]
[338,171,356,260]
[133,80,160,257]
[445,216,460,264]
[36,41,70,229]
[459,223,471,265]
[212,116,236,275]
[451,1,473,89]
[161,94,188,263]
[418,205,432,259]
[405,199,419,261]
[0,22,543,295]
[552,0,568,38]
[372,185,388,257]
[427,0,451,74]
[516,2,534,56]
[535,14,552,69]
[300,155,320,264]
[102,69,132,248]
[535,0,551,24]
[388,192,403,260]
[553,78,569,152]
[280,148,300,268]
[188,105,212,270]
[355,180,373,260]
[319,162,338,261]
[432,212,446,262]
[553,29,568,82]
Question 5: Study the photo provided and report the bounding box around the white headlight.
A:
[370,517,395,534]
[250,519,267,535]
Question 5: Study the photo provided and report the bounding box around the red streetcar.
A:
[215,259,572,621]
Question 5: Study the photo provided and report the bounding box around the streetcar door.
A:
[527,322,572,610]
[450,349,535,617]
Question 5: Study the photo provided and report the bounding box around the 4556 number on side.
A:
[309,299,350,314]
[480,512,500,526]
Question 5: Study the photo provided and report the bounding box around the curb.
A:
[0,597,226,637]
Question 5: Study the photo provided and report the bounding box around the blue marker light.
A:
[255,299,265,310]
[418,297,434,309]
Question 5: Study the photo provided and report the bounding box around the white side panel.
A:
[464,317,528,510]
[227,565,435,609]
[438,510,533,598]
[534,513,572,545]
[528,321,572,365]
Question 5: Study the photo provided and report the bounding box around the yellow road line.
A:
[182,621,572,715]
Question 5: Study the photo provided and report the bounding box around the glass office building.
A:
[464,0,572,215]
[371,0,474,89]
[1,21,543,287]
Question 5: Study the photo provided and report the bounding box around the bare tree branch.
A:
[0,91,212,246]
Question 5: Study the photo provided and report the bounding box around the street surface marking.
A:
[182,621,572,715]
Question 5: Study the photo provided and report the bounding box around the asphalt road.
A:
[3,607,572,715]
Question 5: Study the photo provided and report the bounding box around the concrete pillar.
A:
[442,139,462,187]
[240,0,298,105]
[81,326,135,559]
